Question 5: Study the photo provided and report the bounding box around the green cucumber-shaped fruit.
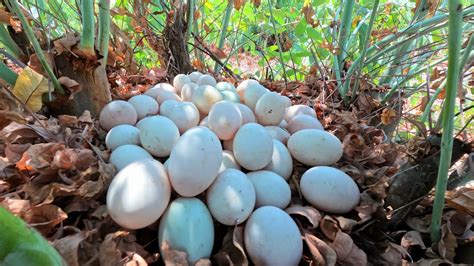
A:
[0,207,64,266]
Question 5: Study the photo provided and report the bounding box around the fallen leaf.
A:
[99,231,128,266]
[214,225,248,265]
[0,198,31,217]
[24,204,68,235]
[161,241,189,265]
[53,230,96,266]
[302,4,316,27]
[380,242,406,265]
[447,212,472,237]
[401,231,426,250]
[304,232,337,266]
[381,108,397,125]
[328,230,367,266]
[58,77,82,100]
[0,110,27,129]
[434,224,457,261]
[12,67,50,112]
[320,216,339,241]
[286,205,322,228]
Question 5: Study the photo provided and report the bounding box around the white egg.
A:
[145,83,176,96]
[128,95,159,120]
[159,99,180,117]
[208,101,242,140]
[247,170,291,209]
[236,103,256,124]
[236,79,261,98]
[197,74,217,86]
[287,114,324,134]
[173,74,191,93]
[192,85,222,114]
[300,166,360,213]
[139,116,180,157]
[107,158,170,229]
[284,104,317,121]
[158,198,214,265]
[282,96,291,108]
[155,90,182,105]
[279,119,288,129]
[287,129,343,166]
[135,116,153,129]
[188,71,203,83]
[220,90,241,103]
[219,150,241,173]
[110,144,152,171]
[244,206,303,265]
[105,125,140,150]
[181,83,198,102]
[264,140,293,180]
[168,127,223,197]
[206,169,255,225]
[255,91,286,126]
[222,138,234,151]
[243,83,267,111]
[233,123,273,170]
[215,81,235,91]
[162,102,200,134]
[199,116,209,127]
[265,126,290,144]
[99,100,137,131]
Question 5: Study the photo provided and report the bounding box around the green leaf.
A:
[306,27,322,41]
[295,19,307,36]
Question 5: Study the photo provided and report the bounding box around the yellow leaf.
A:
[12,67,49,112]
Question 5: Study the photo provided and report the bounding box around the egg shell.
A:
[243,83,267,111]
[288,129,343,166]
[107,158,171,229]
[159,99,180,117]
[220,90,241,103]
[99,100,138,131]
[215,81,235,91]
[139,116,180,157]
[236,79,261,98]
[279,119,288,129]
[219,150,241,173]
[265,126,290,144]
[206,169,256,225]
[287,114,324,134]
[168,127,223,197]
[145,83,176,97]
[254,92,286,126]
[197,74,217,86]
[192,85,222,114]
[199,116,209,127]
[155,90,182,105]
[282,96,291,108]
[300,166,360,213]
[105,125,140,150]
[208,101,242,140]
[158,198,214,265]
[222,138,234,151]
[188,71,203,83]
[110,144,152,171]
[244,206,303,266]
[233,123,273,170]
[135,116,153,129]
[128,95,159,120]
[247,170,291,209]
[284,104,317,122]
[162,102,200,134]
[264,140,293,180]
[181,83,198,102]
[173,74,191,93]
[236,103,256,124]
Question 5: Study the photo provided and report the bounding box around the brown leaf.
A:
[302,5,316,27]
[286,204,322,228]
[328,230,367,266]
[192,59,205,71]
[380,242,406,265]
[406,215,432,233]
[381,108,397,125]
[0,9,13,24]
[214,225,248,265]
[342,133,366,160]
[234,0,246,10]
[16,143,64,172]
[0,198,31,217]
[320,216,339,241]
[434,224,457,261]
[251,0,260,8]
[4,143,31,163]
[161,241,189,265]
[53,230,96,266]
[24,204,68,235]
[210,44,227,59]
[58,77,82,100]
[0,110,27,129]
[53,33,80,55]
[99,232,127,266]
[401,231,426,250]
[355,192,383,223]
[447,212,472,237]
[304,232,337,266]
[446,187,474,215]
[52,148,77,169]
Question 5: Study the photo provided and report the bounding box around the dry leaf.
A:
[286,205,322,228]
[381,108,397,125]
[435,224,457,261]
[12,67,50,112]
[401,231,426,250]
[99,231,128,266]
[214,225,248,265]
[53,230,96,266]
[24,204,68,235]
[320,216,339,241]
[329,230,367,265]
[446,188,474,215]
[251,0,260,8]
[302,5,316,27]
[0,198,31,217]
[0,110,27,129]
[304,232,337,266]
[234,0,246,10]
[161,241,189,265]
[58,77,82,100]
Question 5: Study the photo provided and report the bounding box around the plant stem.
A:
[214,0,233,72]
[337,0,355,65]
[430,0,463,243]
[98,0,110,62]
[268,0,287,85]
[6,0,64,94]
[0,60,18,85]
[78,0,96,58]
[458,33,473,74]
[186,0,195,41]
[347,0,379,102]
[0,24,23,59]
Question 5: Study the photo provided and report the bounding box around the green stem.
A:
[337,0,355,65]
[0,24,23,59]
[186,0,195,41]
[6,0,63,94]
[458,33,473,74]
[0,60,18,85]
[268,0,287,84]
[78,0,95,57]
[430,0,463,243]
[98,0,110,61]
[214,0,233,72]
[347,0,379,102]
